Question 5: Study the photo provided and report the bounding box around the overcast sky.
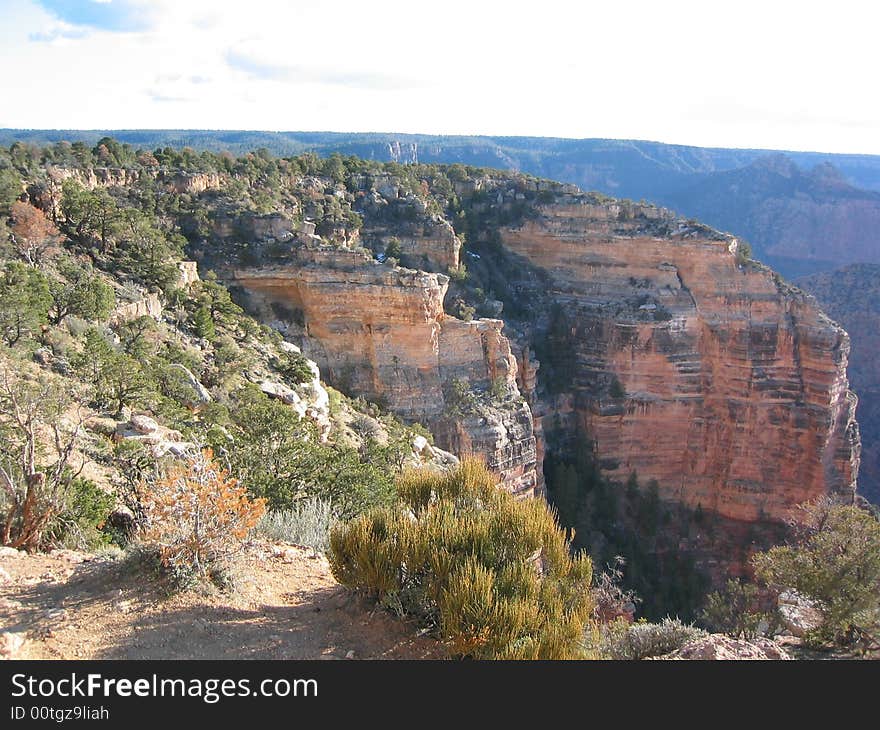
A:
[0,0,877,155]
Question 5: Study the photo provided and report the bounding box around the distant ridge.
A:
[3,129,880,195]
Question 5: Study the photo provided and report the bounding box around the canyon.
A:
[220,172,860,540]
[19,154,862,590]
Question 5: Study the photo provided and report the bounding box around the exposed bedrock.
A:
[233,248,539,496]
[499,199,860,525]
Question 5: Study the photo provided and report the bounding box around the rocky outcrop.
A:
[498,197,860,525]
[113,414,193,458]
[661,635,791,660]
[776,590,822,638]
[27,167,225,225]
[232,247,539,495]
[248,345,332,441]
[167,364,212,406]
[350,171,462,272]
[364,218,461,272]
[177,260,200,288]
[211,212,297,242]
[111,291,163,323]
[166,171,223,195]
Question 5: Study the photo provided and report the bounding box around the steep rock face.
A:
[500,199,860,524]
[797,264,880,504]
[232,248,538,496]
[362,217,461,272]
[110,291,163,324]
[211,212,297,243]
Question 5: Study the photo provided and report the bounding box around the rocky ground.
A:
[0,542,441,660]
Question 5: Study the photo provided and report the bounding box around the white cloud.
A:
[0,0,877,154]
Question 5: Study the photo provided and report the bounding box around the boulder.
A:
[115,416,193,458]
[167,364,212,405]
[0,632,26,660]
[663,635,792,660]
[130,414,160,435]
[259,380,299,405]
[777,590,823,638]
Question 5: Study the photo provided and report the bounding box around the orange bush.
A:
[142,448,265,584]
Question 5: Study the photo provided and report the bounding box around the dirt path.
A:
[0,543,442,660]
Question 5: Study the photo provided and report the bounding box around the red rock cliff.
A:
[499,197,860,524]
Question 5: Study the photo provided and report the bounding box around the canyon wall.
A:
[499,198,860,524]
[232,248,539,496]
[227,186,861,527]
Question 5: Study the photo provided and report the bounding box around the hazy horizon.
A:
[3,127,880,161]
[1,0,878,155]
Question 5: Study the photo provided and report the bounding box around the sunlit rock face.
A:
[233,247,539,496]
[499,197,859,524]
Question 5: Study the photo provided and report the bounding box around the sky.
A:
[0,0,878,155]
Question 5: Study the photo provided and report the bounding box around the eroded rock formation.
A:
[227,180,861,529]
[233,248,538,496]
[499,196,860,524]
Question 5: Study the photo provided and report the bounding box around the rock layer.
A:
[500,198,860,524]
[233,248,538,496]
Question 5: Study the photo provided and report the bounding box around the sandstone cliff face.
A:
[362,218,461,272]
[211,211,297,243]
[232,248,538,495]
[499,198,860,524]
[226,185,860,522]
[797,264,880,504]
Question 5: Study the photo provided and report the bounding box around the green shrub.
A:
[0,261,50,346]
[735,240,752,264]
[444,377,478,415]
[489,376,508,401]
[447,264,468,282]
[753,501,880,648]
[384,238,402,260]
[270,350,314,385]
[328,459,596,659]
[457,301,475,321]
[218,386,396,517]
[50,477,115,550]
[191,304,215,340]
[600,617,707,660]
[700,579,782,639]
[47,262,115,325]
